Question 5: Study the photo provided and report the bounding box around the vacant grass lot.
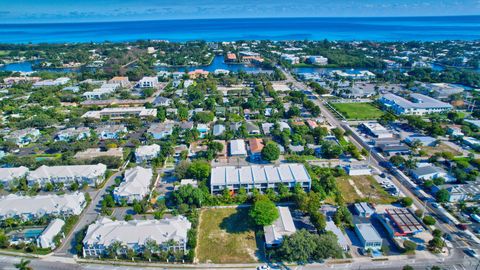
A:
[421,143,462,157]
[330,102,384,120]
[336,175,396,204]
[196,207,260,263]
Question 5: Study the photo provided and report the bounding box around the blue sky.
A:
[1,0,479,23]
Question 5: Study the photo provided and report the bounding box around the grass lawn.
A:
[196,207,260,264]
[421,143,462,157]
[335,176,396,204]
[352,175,397,204]
[330,102,384,120]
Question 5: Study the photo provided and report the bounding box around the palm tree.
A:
[15,259,32,270]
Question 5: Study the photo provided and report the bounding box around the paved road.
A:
[281,68,479,254]
[55,170,124,256]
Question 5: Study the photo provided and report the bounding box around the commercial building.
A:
[441,184,480,202]
[360,122,393,139]
[264,207,296,248]
[346,164,372,176]
[354,223,383,251]
[27,164,107,187]
[353,202,375,218]
[229,139,247,157]
[82,107,157,119]
[0,166,29,188]
[410,164,454,182]
[210,163,311,194]
[404,135,436,146]
[113,166,153,204]
[379,208,424,237]
[38,218,65,249]
[135,144,161,164]
[0,192,86,220]
[379,93,453,115]
[307,55,328,65]
[83,216,191,257]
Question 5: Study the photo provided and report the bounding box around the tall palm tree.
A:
[14,259,32,270]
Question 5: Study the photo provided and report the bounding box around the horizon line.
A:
[1,14,479,26]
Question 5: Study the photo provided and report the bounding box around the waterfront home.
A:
[83,216,191,257]
[0,192,86,220]
[210,163,311,194]
[27,164,107,187]
[135,144,161,164]
[264,207,296,248]
[4,128,41,147]
[188,69,209,79]
[147,123,175,140]
[113,166,153,204]
[95,125,127,140]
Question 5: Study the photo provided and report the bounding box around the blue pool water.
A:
[24,229,43,238]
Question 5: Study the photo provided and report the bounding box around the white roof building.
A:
[360,122,393,139]
[136,76,159,88]
[27,164,107,187]
[229,139,247,156]
[83,216,191,257]
[326,221,349,251]
[379,93,452,115]
[0,166,29,186]
[264,207,296,247]
[82,107,157,119]
[113,166,153,204]
[0,192,86,220]
[135,144,161,164]
[38,218,65,249]
[210,163,311,194]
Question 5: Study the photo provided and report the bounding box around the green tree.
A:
[403,240,417,253]
[14,259,32,270]
[261,141,280,161]
[400,197,414,207]
[423,215,436,226]
[249,196,279,226]
[435,189,450,203]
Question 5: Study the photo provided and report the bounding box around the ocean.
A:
[0,16,479,44]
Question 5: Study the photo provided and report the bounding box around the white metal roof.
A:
[113,166,152,199]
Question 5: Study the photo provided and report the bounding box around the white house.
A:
[0,166,29,188]
[4,128,41,147]
[83,216,191,257]
[135,144,161,164]
[229,139,247,157]
[136,76,159,88]
[95,125,127,140]
[38,218,65,249]
[27,164,107,187]
[55,127,91,142]
[264,207,296,248]
[0,192,86,220]
[113,166,153,204]
[147,123,174,140]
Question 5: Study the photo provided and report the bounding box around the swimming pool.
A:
[24,229,44,239]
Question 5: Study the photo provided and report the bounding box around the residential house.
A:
[229,139,247,157]
[213,124,226,137]
[196,124,210,139]
[246,122,261,135]
[0,166,29,188]
[113,166,153,204]
[248,138,264,161]
[135,144,161,164]
[83,216,191,257]
[147,123,174,140]
[27,164,107,187]
[136,76,159,88]
[55,127,91,142]
[38,218,65,249]
[0,192,86,220]
[95,125,127,140]
[4,128,41,147]
[264,207,296,248]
